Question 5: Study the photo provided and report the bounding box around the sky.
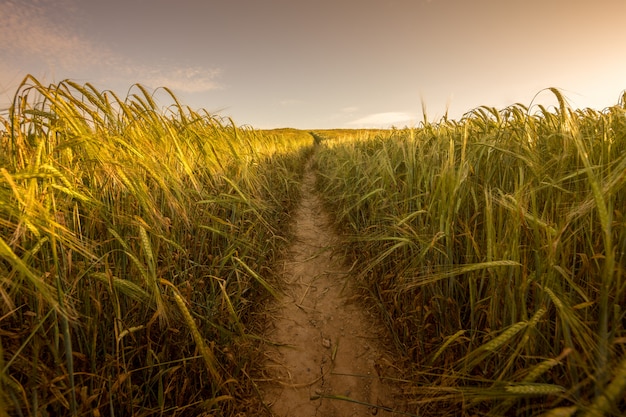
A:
[1,0,626,129]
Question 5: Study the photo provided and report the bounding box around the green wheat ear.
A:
[161,278,224,386]
[1,75,313,415]
[312,88,626,415]
[3,75,626,415]
[583,353,626,417]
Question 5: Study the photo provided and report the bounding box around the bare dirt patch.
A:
[257,160,407,416]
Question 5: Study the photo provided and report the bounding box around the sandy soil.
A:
[257,160,407,416]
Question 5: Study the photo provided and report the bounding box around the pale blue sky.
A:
[1,0,625,128]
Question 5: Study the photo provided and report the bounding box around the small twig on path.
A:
[294,302,317,312]
[330,371,412,384]
[298,280,315,305]
[299,246,333,262]
[274,367,331,389]
[310,393,420,416]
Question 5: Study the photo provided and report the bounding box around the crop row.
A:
[313,89,626,416]
[0,76,313,416]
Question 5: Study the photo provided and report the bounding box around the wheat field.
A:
[312,89,626,416]
[1,78,625,416]
[0,75,312,416]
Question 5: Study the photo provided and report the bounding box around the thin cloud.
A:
[329,105,358,122]
[348,111,414,127]
[138,67,222,93]
[279,98,304,106]
[0,0,222,95]
[0,0,112,71]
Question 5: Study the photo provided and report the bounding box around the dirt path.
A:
[258,159,406,416]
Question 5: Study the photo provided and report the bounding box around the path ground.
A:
[257,159,408,416]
